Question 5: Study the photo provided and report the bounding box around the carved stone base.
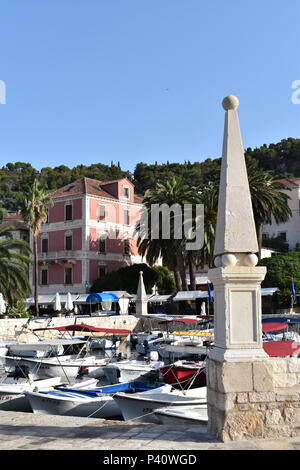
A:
[207,358,300,441]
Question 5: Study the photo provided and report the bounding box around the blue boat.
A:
[53,380,165,397]
[25,380,167,418]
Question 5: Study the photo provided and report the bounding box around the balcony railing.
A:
[38,250,78,262]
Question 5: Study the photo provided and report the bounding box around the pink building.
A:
[37,177,144,294]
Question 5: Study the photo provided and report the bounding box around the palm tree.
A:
[187,183,218,274]
[247,166,292,258]
[21,179,53,315]
[204,166,292,262]
[0,224,32,305]
[136,177,202,291]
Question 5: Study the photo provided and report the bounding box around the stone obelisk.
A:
[206,96,300,442]
[208,95,268,363]
[135,270,148,315]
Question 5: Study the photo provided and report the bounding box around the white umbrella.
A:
[118,297,130,314]
[66,292,74,311]
[0,294,6,314]
[54,292,62,312]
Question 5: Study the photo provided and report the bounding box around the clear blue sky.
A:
[0,0,299,172]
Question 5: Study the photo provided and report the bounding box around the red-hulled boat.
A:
[160,360,206,389]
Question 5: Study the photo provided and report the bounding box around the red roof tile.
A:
[48,177,139,201]
[274,177,300,188]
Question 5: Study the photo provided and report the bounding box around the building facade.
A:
[262,177,300,251]
[37,177,145,295]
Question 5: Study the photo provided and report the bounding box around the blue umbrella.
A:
[86,292,119,303]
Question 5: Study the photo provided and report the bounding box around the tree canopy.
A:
[258,251,300,298]
[90,263,175,295]
[1,138,299,211]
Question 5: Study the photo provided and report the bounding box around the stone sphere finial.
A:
[222,95,239,111]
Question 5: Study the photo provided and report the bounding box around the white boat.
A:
[101,359,164,384]
[89,337,120,351]
[153,405,208,425]
[0,376,98,412]
[26,389,120,418]
[135,335,173,356]
[135,327,211,359]
[25,381,167,419]
[157,342,207,359]
[1,350,107,382]
[6,339,68,358]
[113,386,207,423]
[0,340,18,361]
[0,376,63,412]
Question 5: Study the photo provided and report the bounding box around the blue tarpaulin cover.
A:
[86,292,119,303]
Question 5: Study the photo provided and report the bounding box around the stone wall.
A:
[0,316,140,342]
[207,358,300,441]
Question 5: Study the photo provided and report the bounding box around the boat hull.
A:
[2,355,90,381]
[154,406,208,425]
[160,364,206,388]
[0,393,32,412]
[113,387,207,423]
[26,391,121,419]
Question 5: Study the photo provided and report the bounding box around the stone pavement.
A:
[0,411,299,450]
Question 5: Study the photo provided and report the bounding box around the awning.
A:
[172,291,210,301]
[261,288,279,296]
[74,294,88,303]
[86,292,119,303]
[103,291,133,299]
[148,294,173,303]
[173,288,279,302]
[263,341,300,357]
[130,294,153,302]
[26,294,78,305]
[262,322,289,333]
[25,295,56,305]
[34,323,131,335]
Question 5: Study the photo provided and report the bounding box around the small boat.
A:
[135,335,173,356]
[113,386,207,423]
[0,376,98,412]
[6,339,69,358]
[0,376,63,412]
[153,405,208,425]
[100,359,164,384]
[34,324,131,348]
[0,340,17,359]
[89,337,120,352]
[25,380,167,419]
[1,347,107,382]
[262,321,300,343]
[160,360,206,389]
[263,340,300,357]
[157,342,207,360]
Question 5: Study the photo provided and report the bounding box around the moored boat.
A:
[1,349,107,382]
[153,405,208,425]
[0,376,98,412]
[113,386,207,423]
[100,359,164,384]
[25,380,167,419]
[160,360,206,388]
